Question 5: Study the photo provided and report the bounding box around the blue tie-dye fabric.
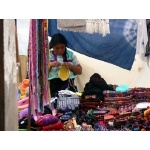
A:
[48,19,137,70]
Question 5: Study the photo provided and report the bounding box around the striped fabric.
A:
[28,19,49,117]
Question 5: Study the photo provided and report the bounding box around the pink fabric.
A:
[29,19,38,116]
[18,97,29,106]
[18,104,29,111]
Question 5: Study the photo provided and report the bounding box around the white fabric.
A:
[86,19,110,36]
[135,102,150,109]
[136,19,148,68]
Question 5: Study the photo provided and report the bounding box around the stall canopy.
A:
[48,19,137,70]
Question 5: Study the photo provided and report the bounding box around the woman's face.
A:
[53,43,66,55]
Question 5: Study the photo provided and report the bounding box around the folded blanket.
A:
[57,19,86,32]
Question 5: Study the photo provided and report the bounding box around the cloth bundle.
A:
[36,114,59,127]
[79,99,104,112]
[82,73,114,101]
[130,87,150,100]
[57,19,85,32]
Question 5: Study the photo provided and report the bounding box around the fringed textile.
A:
[57,19,110,37]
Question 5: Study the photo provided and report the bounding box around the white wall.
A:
[74,51,150,92]
[17,19,30,56]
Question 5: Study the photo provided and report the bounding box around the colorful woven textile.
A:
[28,19,49,116]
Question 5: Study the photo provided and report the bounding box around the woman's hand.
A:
[50,61,61,67]
[63,62,82,75]
[63,62,72,70]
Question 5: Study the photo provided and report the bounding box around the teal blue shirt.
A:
[48,49,79,80]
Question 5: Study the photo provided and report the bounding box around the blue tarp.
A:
[48,19,137,70]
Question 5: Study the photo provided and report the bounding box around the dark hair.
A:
[49,33,67,49]
[49,33,68,62]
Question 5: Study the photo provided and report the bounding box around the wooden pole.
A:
[0,19,5,130]
[27,85,31,131]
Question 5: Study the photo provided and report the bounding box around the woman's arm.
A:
[66,53,82,75]
[70,63,82,75]
[64,62,82,75]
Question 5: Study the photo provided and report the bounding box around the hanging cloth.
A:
[145,19,150,67]
[57,19,110,36]
[28,19,38,117]
[28,19,49,118]
[135,19,148,68]
[37,19,49,112]
[57,19,86,32]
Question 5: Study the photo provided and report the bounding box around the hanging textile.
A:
[57,19,110,37]
[38,19,50,111]
[86,19,110,36]
[145,19,150,67]
[28,19,38,117]
[135,19,148,68]
[57,19,85,32]
[28,19,49,117]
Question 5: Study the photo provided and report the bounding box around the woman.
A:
[48,33,82,97]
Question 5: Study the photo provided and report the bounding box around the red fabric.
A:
[42,121,63,131]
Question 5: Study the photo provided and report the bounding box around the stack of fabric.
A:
[79,73,114,112]
[82,73,114,101]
